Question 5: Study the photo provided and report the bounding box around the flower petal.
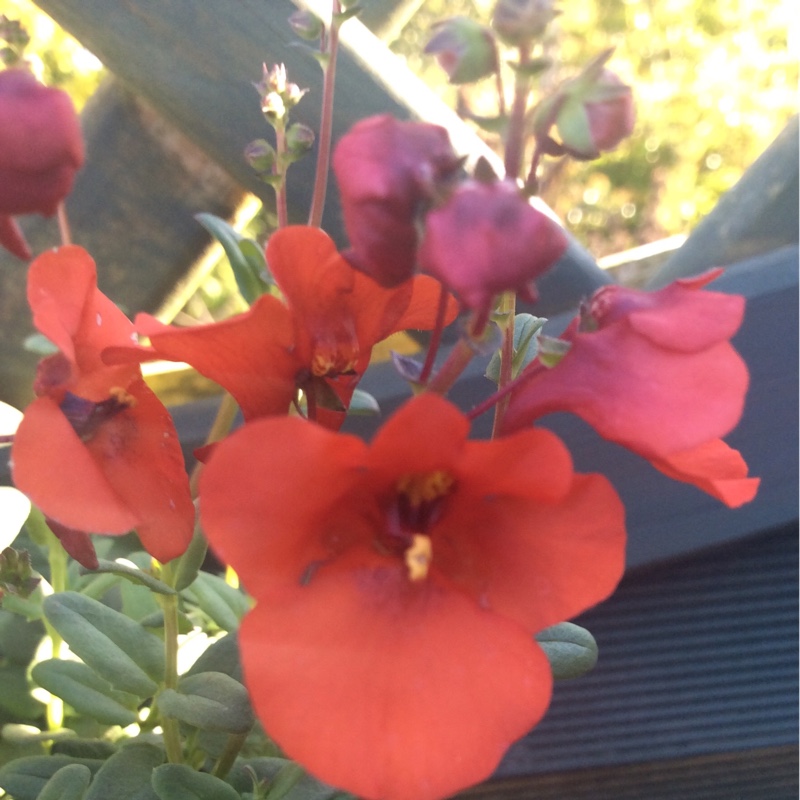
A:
[87,379,194,562]
[12,396,138,534]
[504,333,749,458]
[132,296,299,420]
[238,553,552,800]
[200,416,367,594]
[649,438,760,508]
[437,471,626,631]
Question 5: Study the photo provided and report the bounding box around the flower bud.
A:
[424,17,498,85]
[253,63,307,122]
[0,66,84,259]
[288,9,324,41]
[419,179,568,314]
[285,122,315,161]
[333,114,462,286]
[492,0,559,45]
[244,138,276,174]
[533,52,635,160]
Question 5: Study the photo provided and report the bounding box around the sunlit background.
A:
[5,0,797,259]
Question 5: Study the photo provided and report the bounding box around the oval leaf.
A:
[0,756,103,800]
[37,763,92,800]
[43,592,164,697]
[535,621,598,680]
[182,572,249,632]
[151,764,240,800]
[32,659,138,727]
[83,743,163,800]
[159,671,253,734]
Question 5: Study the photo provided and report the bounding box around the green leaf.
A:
[264,763,305,800]
[227,758,351,800]
[81,560,176,595]
[171,526,208,593]
[0,756,103,800]
[158,672,253,734]
[43,592,165,697]
[195,213,270,305]
[185,633,241,682]
[0,663,46,719]
[485,313,546,383]
[508,56,553,77]
[535,621,598,680]
[36,763,92,800]
[183,572,249,632]
[151,764,240,800]
[346,389,380,416]
[83,743,163,800]
[32,659,139,727]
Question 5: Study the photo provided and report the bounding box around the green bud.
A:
[285,122,315,160]
[288,9,324,41]
[492,0,560,46]
[424,17,498,85]
[245,138,276,174]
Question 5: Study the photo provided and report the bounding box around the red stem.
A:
[308,1,342,227]
[418,286,451,386]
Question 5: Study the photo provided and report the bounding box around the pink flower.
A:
[419,179,568,316]
[501,271,759,507]
[0,67,84,259]
[333,115,462,286]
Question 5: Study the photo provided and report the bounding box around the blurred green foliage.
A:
[393,0,797,255]
[4,0,104,108]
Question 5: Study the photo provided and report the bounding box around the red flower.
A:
[111,226,456,428]
[11,246,193,563]
[501,271,759,507]
[419,179,568,316]
[200,394,626,800]
[0,68,84,260]
[333,115,462,286]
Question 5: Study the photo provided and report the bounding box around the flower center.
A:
[309,334,359,378]
[380,470,455,582]
[60,387,136,441]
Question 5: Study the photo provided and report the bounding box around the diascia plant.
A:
[0,4,758,800]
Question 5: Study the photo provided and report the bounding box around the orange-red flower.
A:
[112,226,456,428]
[11,246,193,563]
[0,67,84,260]
[200,394,626,800]
[501,271,759,507]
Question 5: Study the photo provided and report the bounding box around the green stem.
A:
[212,731,250,779]
[189,391,239,498]
[491,292,516,438]
[44,525,68,731]
[158,562,183,764]
[307,1,342,227]
[273,120,289,229]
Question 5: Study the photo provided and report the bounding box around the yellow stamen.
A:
[109,386,137,408]
[396,470,454,507]
[405,534,432,582]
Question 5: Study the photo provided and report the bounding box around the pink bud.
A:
[333,115,462,286]
[0,67,84,217]
[418,180,568,314]
[533,53,635,160]
[0,67,84,260]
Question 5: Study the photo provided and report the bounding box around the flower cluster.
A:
[1,10,760,800]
